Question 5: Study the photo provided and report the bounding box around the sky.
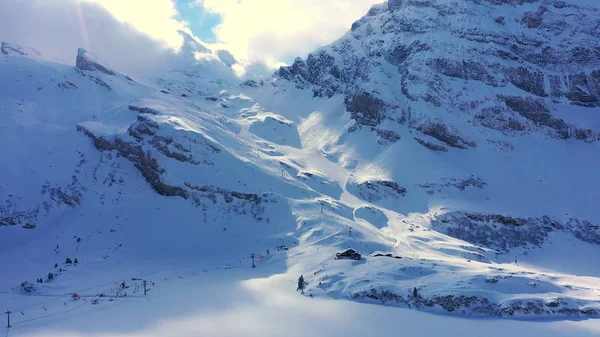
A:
[0,0,381,77]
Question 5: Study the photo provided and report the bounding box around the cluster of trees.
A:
[36,272,55,283]
[34,257,82,284]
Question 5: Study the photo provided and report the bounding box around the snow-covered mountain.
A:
[2,0,600,333]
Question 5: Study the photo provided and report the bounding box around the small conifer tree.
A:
[297,275,305,294]
[48,272,54,280]
[66,257,73,264]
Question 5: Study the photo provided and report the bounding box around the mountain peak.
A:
[216,50,237,67]
[277,0,600,145]
[75,48,115,75]
[178,30,210,55]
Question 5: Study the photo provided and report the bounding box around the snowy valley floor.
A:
[2,256,600,337]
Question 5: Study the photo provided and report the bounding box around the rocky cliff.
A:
[277,0,600,147]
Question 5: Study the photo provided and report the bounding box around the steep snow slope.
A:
[269,0,600,316]
[2,0,600,333]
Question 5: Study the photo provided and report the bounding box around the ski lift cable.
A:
[8,276,140,313]
[11,301,88,327]
[6,246,293,317]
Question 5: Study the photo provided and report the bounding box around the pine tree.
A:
[66,257,73,264]
[297,275,305,294]
[48,272,54,280]
[74,258,79,264]
[54,263,58,268]
[413,287,418,298]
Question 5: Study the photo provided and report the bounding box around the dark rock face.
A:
[240,79,260,88]
[433,212,560,252]
[350,287,600,318]
[276,51,351,98]
[433,212,600,253]
[414,137,449,152]
[350,180,407,203]
[1,42,26,55]
[128,115,160,140]
[77,114,275,222]
[376,129,401,145]
[499,96,599,141]
[77,124,189,199]
[184,183,276,221]
[505,67,546,97]
[75,48,115,75]
[345,92,387,126]
[0,196,39,227]
[566,218,600,244]
[127,114,220,164]
[473,96,598,141]
[475,106,528,136]
[185,183,263,205]
[128,105,161,115]
[57,81,78,90]
[416,119,476,149]
[501,96,567,137]
[429,58,496,86]
[76,70,111,90]
[521,7,546,29]
[149,136,199,164]
[564,72,600,107]
[387,0,404,12]
[419,175,486,193]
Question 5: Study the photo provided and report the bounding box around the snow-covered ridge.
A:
[1,42,42,57]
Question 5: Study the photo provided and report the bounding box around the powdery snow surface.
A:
[4,263,600,337]
[2,0,600,335]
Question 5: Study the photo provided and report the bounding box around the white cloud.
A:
[0,0,383,77]
[199,0,382,68]
[81,0,186,50]
[0,0,182,75]
[0,0,233,78]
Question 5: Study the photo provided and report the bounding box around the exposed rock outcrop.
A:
[275,0,600,144]
[433,212,600,253]
[349,180,407,203]
[350,288,600,318]
[76,48,115,75]
[419,176,486,193]
[77,124,189,199]
[414,137,449,152]
[416,119,476,149]
[345,92,387,126]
